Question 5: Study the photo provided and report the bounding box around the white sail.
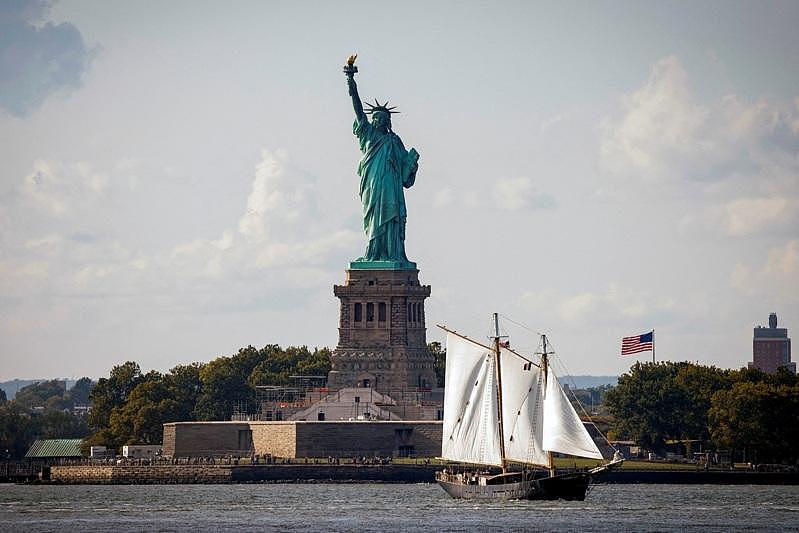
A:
[499,348,549,466]
[542,366,604,460]
[441,332,503,466]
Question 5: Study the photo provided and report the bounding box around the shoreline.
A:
[13,464,796,485]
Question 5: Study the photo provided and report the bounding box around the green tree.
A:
[165,363,203,421]
[82,343,336,444]
[88,361,146,431]
[109,378,181,444]
[709,382,799,464]
[14,380,69,411]
[248,345,332,386]
[605,362,728,452]
[69,377,94,406]
[0,388,6,403]
[37,410,90,440]
[0,403,35,458]
[428,342,446,387]
[672,363,732,443]
[248,344,295,386]
[195,351,257,421]
[295,347,332,378]
[81,428,117,454]
[769,367,799,387]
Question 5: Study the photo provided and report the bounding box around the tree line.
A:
[5,346,798,466]
[0,378,93,458]
[605,361,799,465]
[84,345,332,451]
[0,345,331,458]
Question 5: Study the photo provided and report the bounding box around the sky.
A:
[1,0,798,381]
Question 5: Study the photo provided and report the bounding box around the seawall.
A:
[50,465,235,484]
[48,464,440,485]
[46,464,799,485]
[596,469,799,485]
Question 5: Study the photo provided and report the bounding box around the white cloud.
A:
[2,147,357,314]
[165,148,357,282]
[462,190,480,209]
[599,56,706,178]
[0,259,49,288]
[722,196,790,236]
[522,283,673,325]
[558,293,597,322]
[212,231,234,251]
[540,111,571,133]
[729,262,750,291]
[792,97,799,135]
[238,148,315,243]
[599,55,799,240]
[605,283,657,318]
[24,233,63,252]
[600,56,799,185]
[730,240,799,304]
[432,188,453,208]
[492,176,556,211]
[254,230,360,269]
[21,160,69,216]
[764,240,799,276]
[20,159,108,217]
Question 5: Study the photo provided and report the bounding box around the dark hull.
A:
[436,470,590,501]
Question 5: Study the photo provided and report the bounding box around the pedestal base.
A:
[328,268,435,392]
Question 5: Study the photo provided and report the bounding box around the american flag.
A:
[621,331,654,356]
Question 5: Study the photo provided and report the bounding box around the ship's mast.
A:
[541,334,555,477]
[493,313,508,473]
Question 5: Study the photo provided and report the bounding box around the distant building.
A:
[749,313,794,374]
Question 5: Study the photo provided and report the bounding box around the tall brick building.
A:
[749,313,794,374]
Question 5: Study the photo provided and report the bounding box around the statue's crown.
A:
[364,99,399,115]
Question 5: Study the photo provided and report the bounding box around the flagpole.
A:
[652,329,656,364]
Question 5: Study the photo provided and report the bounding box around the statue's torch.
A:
[343,54,358,78]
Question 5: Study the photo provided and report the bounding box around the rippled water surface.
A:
[2,483,798,532]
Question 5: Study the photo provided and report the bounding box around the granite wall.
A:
[163,420,442,459]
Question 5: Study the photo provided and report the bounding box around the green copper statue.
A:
[344,55,419,269]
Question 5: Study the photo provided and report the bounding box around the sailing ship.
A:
[435,314,623,501]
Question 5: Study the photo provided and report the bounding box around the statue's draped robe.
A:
[353,116,418,262]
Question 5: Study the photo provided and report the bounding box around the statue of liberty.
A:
[344,55,419,268]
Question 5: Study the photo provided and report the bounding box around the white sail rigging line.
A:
[542,365,604,460]
[500,345,540,368]
[501,318,619,460]
[499,347,549,467]
[440,332,503,466]
[549,352,621,456]
[436,324,495,352]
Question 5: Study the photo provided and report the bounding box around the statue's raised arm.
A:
[343,54,366,122]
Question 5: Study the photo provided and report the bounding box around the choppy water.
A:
[1,483,798,532]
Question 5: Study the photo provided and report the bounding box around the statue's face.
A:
[372,111,390,132]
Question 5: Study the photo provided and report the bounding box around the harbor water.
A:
[1,483,798,532]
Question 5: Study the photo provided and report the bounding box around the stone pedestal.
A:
[327,269,436,392]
